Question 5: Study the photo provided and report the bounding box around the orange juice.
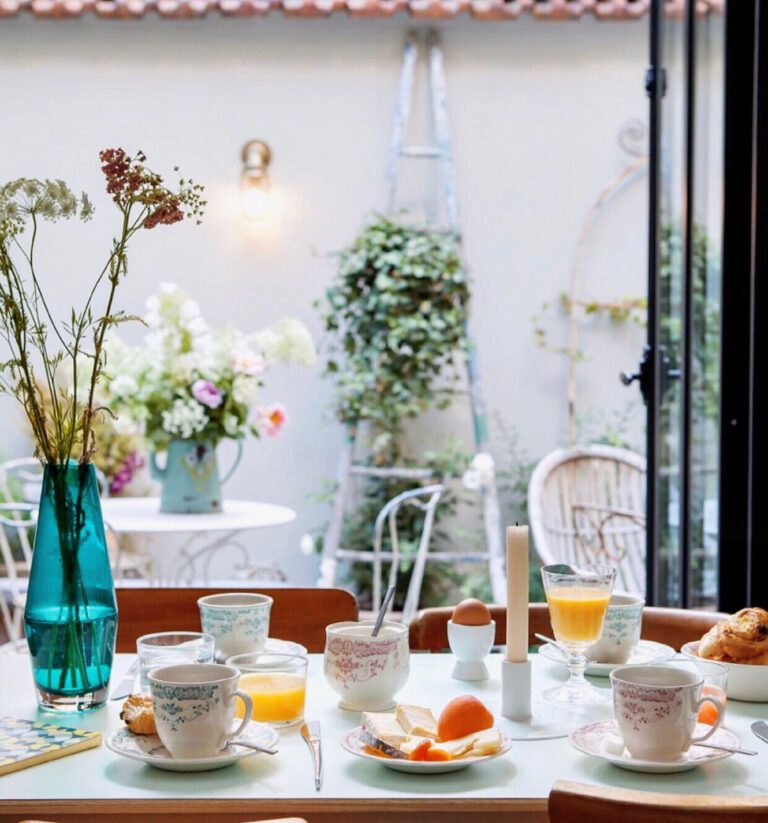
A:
[547,587,610,645]
[236,672,307,724]
[698,683,727,724]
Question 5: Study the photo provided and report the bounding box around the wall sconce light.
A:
[240,140,272,220]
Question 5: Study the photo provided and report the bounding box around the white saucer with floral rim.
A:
[569,719,739,773]
[106,723,279,772]
[340,726,512,774]
[539,639,676,677]
[215,637,307,664]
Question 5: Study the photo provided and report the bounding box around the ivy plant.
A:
[320,215,470,433]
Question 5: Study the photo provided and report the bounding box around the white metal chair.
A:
[321,482,445,625]
[0,502,36,649]
[528,445,646,594]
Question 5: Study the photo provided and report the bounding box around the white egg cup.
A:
[447,619,496,681]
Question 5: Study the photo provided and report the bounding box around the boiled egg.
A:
[452,598,492,626]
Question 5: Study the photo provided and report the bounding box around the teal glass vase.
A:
[24,462,118,712]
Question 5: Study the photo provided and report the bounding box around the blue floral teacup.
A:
[198,593,273,661]
[588,593,644,664]
[148,663,253,759]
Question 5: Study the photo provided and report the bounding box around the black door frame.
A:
[647,0,767,609]
[719,0,768,611]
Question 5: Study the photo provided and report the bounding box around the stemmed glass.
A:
[541,563,616,705]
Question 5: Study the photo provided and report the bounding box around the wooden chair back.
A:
[549,781,768,822]
[528,445,647,594]
[408,604,726,652]
[115,587,357,653]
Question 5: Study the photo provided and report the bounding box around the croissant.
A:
[698,607,768,664]
[120,694,157,735]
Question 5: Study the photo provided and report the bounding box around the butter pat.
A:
[361,712,409,747]
[396,705,438,739]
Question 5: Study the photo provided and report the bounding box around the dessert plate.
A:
[215,637,308,663]
[341,726,512,774]
[106,723,279,772]
[539,639,676,676]
[569,719,739,773]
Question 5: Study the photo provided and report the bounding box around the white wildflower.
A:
[255,317,316,367]
[161,397,208,439]
[109,374,138,398]
[232,374,259,405]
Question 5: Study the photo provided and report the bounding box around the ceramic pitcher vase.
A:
[24,462,118,712]
[150,439,243,514]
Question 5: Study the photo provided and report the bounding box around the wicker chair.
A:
[528,445,646,594]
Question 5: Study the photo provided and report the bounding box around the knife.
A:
[751,720,768,744]
[301,721,323,791]
[110,659,140,701]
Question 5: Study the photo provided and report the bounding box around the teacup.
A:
[324,620,409,711]
[588,593,644,664]
[148,663,253,759]
[198,593,272,660]
[611,664,724,761]
[447,619,496,681]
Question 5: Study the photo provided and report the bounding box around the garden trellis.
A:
[318,30,506,618]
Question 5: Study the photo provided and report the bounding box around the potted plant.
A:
[0,149,204,710]
[103,284,315,513]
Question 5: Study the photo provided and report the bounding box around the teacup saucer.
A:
[539,640,676,677]
[106,724,279,772]
[215,637,308,663]
[569,719,739,773]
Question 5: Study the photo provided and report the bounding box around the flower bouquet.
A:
[104,283,315,512]
[0,149,204,710]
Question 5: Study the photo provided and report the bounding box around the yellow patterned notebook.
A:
[0,717,101,776]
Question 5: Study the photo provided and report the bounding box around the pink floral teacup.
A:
[323,621,409,711]
[610,665,724,761]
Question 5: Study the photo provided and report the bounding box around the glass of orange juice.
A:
[541,563,616,705]
[226,652,308,728]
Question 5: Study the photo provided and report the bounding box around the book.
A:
[0,716,101,776]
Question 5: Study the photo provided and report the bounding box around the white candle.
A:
[505,525,529,663]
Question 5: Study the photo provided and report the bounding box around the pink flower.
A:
[192,379,223,409]
[258,403,287,437]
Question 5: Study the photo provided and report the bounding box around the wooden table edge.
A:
[0,797,546,814]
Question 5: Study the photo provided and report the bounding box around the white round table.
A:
[101,497,296,585]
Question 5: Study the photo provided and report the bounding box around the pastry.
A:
[698,608,768,664]
[120,694,157,735]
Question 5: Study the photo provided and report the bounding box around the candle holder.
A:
[501,658,532,720]
[497,654,589,741]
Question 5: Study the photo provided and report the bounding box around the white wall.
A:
[0,15,650,583]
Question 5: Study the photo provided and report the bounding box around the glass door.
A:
[638,0,724,607]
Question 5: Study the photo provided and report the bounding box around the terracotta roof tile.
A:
[0,0,723,20]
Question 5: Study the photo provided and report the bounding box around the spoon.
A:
[229,740,278,755]
[535,632,571,658]
[693,741,757,756]
[371,585,397,637]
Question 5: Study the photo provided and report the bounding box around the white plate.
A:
[539,639,676,676]
[341,726,512,774]
[106,724,279,772]
[682,641,768,702]
[215,637,308,663]
[569,719,738,773]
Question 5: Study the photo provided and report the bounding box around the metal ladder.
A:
[318,31,506,620]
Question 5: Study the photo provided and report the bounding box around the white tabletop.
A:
[100,497,296,534]
[1,652,767,809]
